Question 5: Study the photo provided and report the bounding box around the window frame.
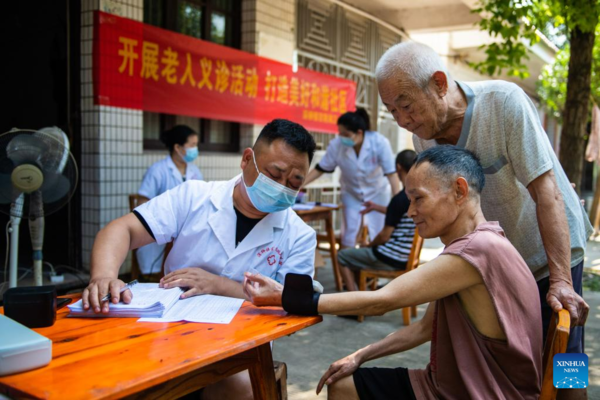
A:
[143,0,242,153]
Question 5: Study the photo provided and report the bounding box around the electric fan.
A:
[0,127,78,288]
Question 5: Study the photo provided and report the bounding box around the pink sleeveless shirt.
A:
[409,222,542,399]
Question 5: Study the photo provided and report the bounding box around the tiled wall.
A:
[80,0,297,270]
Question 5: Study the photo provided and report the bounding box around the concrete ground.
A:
[273,237,600,399]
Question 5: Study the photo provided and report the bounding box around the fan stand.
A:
[8,194,24,288]
[29,191,45,286]
[8,193,45,288]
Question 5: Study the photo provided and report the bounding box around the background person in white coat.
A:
[81,119,317,400]
[136,125,203,275]
[303,108,400,249]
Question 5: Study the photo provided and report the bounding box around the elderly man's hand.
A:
[160,268,222,298]
[316,353,362,395]
[547,280,589,326]
[243,272,283,307]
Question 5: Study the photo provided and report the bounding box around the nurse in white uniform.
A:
[82,119,317,400]
[303,108,400,248]
[136,125,203,274]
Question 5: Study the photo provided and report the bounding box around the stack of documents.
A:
[68,283,244,324]
[68,283,182,318]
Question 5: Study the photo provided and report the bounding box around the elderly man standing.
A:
[376,41,592,399]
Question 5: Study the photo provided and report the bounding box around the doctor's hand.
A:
[243,272,283,307]
[82,277,132,314]
[160,268,222,299]
[316,352,362,395]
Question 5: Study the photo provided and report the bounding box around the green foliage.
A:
[473,0,600,118]
[537,46,569,120]
[583,271,600,292]
[537,32,600,122]
[470,1,547,78]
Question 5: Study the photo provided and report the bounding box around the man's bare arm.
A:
[527,170,589,326]
[356,301,434,361]
[245,255,481,316]
[83,213,155,312]
[367,225,394,248]
[316,302,435,393]
[317,254,481,316]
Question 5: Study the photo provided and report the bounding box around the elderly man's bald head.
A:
[376,42,449,90]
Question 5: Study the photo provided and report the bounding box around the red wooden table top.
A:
[0,295,321,399]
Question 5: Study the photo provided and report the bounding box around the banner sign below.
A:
[93,11,357,133]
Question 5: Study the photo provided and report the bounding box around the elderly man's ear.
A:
[454,177,470,203]
[431,71,449,97]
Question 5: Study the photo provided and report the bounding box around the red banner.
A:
[93,11,356,134]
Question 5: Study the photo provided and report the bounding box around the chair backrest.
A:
[129,194,144,212]
[357,214,369,246]
[405,228,424,272]
[540,309,570,400]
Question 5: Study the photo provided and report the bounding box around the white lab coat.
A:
[318,131,395,247]
[134,175,316,283]
[136,156,203,274]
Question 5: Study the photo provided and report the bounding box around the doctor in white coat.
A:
[136,125,203,274]
[303,108,400,248]
[82,119,317,400]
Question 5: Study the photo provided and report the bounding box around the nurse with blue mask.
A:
[136,125,203,275]
[303,108,400,249]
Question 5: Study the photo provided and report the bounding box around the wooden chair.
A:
[357,229,424,324]
[357,214,370,247]
[540,309,570,400]
[273,361,288,400]
[128,194,170,282]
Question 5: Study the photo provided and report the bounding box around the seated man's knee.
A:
[327,375,359,400]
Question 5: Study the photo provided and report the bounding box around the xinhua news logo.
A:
[553,353,588,389]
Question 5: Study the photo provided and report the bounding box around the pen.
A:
[101,280,138,302]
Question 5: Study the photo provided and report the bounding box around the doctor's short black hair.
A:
[255,119,316,163]
[415,146,485,194]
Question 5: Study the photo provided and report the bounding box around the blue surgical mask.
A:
[243,151,299,213]
[183,147,198,162]
[340,136,355,147]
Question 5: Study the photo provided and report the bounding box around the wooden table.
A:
[295,205,343,291]
[0,296,321,400]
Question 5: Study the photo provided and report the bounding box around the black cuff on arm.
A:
[282,273,321,316]
[315,163,335,173]
[132,210,155,240]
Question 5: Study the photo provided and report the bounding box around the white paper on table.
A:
[139,294,244,324]
[68,283,182,318]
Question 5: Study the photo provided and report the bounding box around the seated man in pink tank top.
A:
[244,146,543,400]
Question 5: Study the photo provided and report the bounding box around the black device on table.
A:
[4,286,72,328]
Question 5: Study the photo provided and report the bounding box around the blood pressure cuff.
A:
[282,273,321,316]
